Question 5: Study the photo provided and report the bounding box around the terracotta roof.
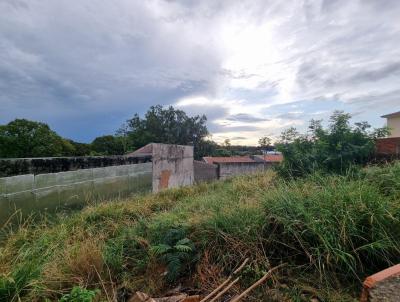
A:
[203,156,256,164]
[381,111,400,118]
[254,154,283,163]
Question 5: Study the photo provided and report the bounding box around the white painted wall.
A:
[387,116,400,137]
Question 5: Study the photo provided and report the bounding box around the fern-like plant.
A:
[59,286,99,302]
[150,228,196,282]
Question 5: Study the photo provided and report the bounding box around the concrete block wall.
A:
[0,155,152,177]
[193,160,218,183]
[0,163,152,224]
[151,144,194,192]
[218,162,265,179]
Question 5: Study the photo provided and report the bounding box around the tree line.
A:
[0,105,256,159]
[0,106,389,173]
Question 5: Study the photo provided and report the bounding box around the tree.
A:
[91,135,125,155]
[67,140,92,156]
[120,105,209,158]
[258,136,272,150]
[275,111,389,177]
[223,139,231,147]
[0,119,75,158]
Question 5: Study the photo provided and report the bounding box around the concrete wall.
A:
[151,144,194,192]
[0,162,152,224]
[361,264,400,302]
[0,155,152,177]
[194,160,218,183]
[387,116,400,137]
[218,162,265,179]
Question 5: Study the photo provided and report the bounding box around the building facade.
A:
[377,111,400,155]
[382,111,400,138]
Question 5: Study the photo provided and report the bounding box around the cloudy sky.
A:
[1,0,400,144]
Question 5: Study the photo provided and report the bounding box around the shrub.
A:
[276,111,389,178]
[59,286,99,302]
[150,228,197,282]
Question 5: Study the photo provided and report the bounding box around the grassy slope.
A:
[1,164,400,302]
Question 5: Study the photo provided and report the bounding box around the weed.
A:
[59,286,99,302]
[150,228,197,282]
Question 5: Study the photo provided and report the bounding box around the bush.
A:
[276,111,389,178]
[150,228,197,282]
[59,286,99,302]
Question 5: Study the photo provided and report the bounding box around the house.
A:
[252,153,283,164]
[382,111,400,137]
[202,156,266,179]
[376,111,400,155]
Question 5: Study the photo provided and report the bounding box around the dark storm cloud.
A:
[0,0,223,141]
[1,0,400,143]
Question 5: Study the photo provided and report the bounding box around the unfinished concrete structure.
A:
[193,160,218,183]
[0,163,152,224]
[128,143,194,192]
[361,264,400,301]
[203,156,266,179]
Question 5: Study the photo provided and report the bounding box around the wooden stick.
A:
[200,258,249,302]
[200,278,232,302]
[209,277,240,302]
[232,258,249,275]
[228,263,286,302]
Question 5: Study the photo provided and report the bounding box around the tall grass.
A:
[262,174,400,281]
[0,164,400,301]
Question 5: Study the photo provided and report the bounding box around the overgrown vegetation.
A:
[1,162,400,301]
[276,111,389,178]
[59,287,99,302]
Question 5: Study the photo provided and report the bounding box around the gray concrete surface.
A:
[194,160,218,183]
[151,143,194,192]
[0,162,152,224]
[218,162,265,179]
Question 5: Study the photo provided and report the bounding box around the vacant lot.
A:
[1,163,400,301]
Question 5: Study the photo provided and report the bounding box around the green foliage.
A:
[263,173,400,279]
[0,119,75,158]
[363,161,400,197]
[103,229,149,277]
[59,286,99,302]
[276,111,389,177]
[91,135,125,155]
[66,140,92,156]
[119,105,209,158]
[0,263,41,302]
[2,164,400,300]
[150,228,196,282]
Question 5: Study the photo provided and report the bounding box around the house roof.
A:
[381,111,400,118]
[125,144,153,157]
[203,156,257,164]
[254,154,284,163]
